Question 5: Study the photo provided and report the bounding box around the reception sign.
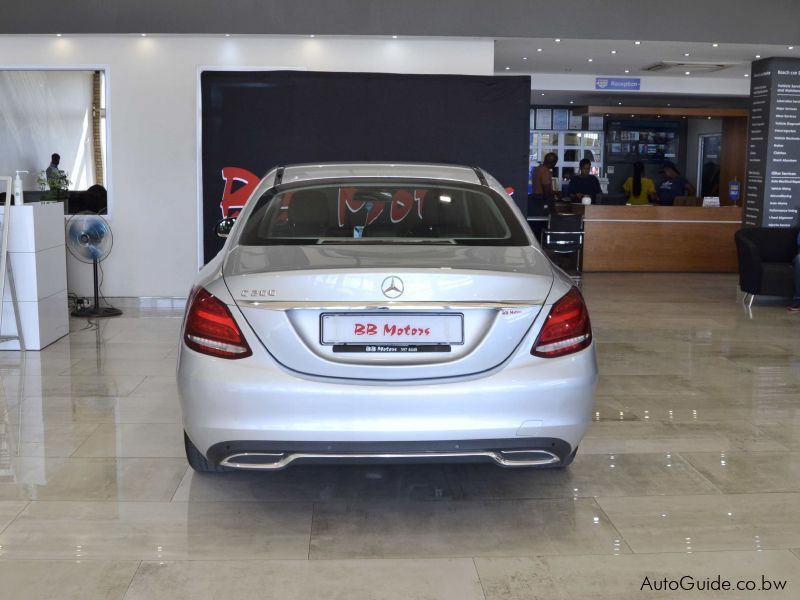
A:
[595,77,641,91]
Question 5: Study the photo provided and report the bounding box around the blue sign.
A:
[595,77,641,91]
[729,180,740,202]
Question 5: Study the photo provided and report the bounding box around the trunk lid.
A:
[224,244,553,380]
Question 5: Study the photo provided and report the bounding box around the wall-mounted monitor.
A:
[605,119,681,164]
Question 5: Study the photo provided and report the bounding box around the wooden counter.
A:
[582,205,743,272]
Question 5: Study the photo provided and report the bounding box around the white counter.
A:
[0,202,69,350]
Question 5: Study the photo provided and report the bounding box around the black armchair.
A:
[735,226,799,305]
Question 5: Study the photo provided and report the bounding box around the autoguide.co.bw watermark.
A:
[641,574,788,592]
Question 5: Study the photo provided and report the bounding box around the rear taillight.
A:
[532,287,592,358]
[183,287,252,359]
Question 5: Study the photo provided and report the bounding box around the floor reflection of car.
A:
[177,163,597,472]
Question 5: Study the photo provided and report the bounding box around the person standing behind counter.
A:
[529,152,559,215]
[622,161,656,205]
[566,158,602,202]
[656,161,695,206]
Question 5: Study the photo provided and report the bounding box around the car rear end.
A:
[177,164,597,470]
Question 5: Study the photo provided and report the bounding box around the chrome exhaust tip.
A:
[218,449,561,470]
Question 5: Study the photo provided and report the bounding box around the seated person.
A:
[566,158,602,202]
[622,161,656,205]
[656,161,695,206]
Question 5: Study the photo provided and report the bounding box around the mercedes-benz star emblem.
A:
[381,276,404,299]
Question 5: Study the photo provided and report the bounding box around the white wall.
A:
[0,36,494,297]
[0,70,96,191]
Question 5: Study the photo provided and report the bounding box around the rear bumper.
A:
[178,341,597,462]
[207,438,573,470]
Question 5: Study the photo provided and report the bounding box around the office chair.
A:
[541,213,584,281]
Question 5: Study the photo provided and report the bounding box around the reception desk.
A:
[582,205,742,272]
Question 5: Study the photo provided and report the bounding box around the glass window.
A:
[564,133,581,145]
[583,149,601,162]
[582,133,602,149]
[238,183,530,246]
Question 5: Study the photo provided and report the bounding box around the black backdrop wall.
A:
[201,70,531,262]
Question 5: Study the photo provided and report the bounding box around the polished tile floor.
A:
[1,274,799,599]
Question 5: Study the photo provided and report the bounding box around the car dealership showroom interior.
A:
[1,1,800,598]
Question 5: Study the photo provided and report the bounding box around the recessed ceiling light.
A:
[789,46,795,50]
[140,33,147,37]
[522,56,528,60]
[634,40,641,45]
[224,33,231,37]
[744,73,750,77]
[755,54,761,59]
[618,102,623,105]
[611,50,617,54]
[541,92,545,96]
[588,58,593,62]
[569,100,574,104]
[392,35,398,39]
[309,34,315,38]
[684,52,690,57]
[712,43,719,47]
[554,38,561,43]
[685,71,691,75]
[624,69,630,73]
[56,33,62,37]
[537,48,543,53]
[504,66,510,70]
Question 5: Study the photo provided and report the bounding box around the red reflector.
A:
[183,287,252,359]
[532,287,592,358]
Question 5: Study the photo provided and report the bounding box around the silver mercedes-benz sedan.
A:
[177,163,597,472]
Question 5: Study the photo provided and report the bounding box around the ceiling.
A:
[495,38,798,79]
[2,0,799,46]
[528,91,750,109]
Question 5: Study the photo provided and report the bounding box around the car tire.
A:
[184,432,234,473]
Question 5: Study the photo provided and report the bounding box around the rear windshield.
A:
[237,183,529,246]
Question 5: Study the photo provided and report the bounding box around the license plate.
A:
[321,313,464,345]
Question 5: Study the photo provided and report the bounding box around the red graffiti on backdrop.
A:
[337,188,427,226]
[219,167,260,218]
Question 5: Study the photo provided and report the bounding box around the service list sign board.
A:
[745,58,800,227]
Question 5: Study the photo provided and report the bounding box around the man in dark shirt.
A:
[566,158,602,202]
[656,161,695,205]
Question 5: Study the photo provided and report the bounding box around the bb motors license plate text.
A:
[320,313,464,345]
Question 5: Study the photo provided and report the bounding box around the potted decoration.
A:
[36,169,71,201]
